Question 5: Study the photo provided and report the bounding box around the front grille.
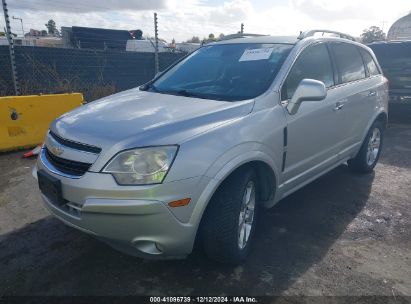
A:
[45,147,92,176]
[49,131,102,154]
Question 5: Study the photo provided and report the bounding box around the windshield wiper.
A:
[139,82,159,92]
[143,86,227,101]
[174,89,213,99]
[170,89,228,101]
[176,89,194,97]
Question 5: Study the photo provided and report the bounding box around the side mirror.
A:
[287,79,327,115]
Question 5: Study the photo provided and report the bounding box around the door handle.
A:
[368,91,377,97]
[334,102,344,111]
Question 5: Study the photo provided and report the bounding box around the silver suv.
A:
[34,30,388,263]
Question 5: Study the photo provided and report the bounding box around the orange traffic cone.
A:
[23,145,42,158]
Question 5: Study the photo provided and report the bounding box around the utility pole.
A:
[154,12,159,75]
[12,16,24,36]
[381,20,387,32]
[2,0,20,95]
[240,23,244,34]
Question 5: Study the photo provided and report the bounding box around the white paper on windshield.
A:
[239,48,273,62]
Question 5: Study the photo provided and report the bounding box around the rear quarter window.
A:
[359,48,381,76]
[331,43,366,84]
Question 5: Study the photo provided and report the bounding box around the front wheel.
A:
[201,168,259,264]
[348,120,384,173]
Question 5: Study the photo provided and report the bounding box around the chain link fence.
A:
[0,46,13,96]
[0,45,186,101]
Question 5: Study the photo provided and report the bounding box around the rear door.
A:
[329,42,372,157]
[359,46,386,110]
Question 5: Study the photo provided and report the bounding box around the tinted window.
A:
[359,48,380,76]
[332,43,366,83]
[368,42,411,90]
[282,43,334,100]
[368,42,411,68]
[151,43,293,101]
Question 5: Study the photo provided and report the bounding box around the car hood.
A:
[51,88,254,152]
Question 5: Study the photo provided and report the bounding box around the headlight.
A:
[103,146,178,185]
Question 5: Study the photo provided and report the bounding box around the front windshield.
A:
[150,43,293,101]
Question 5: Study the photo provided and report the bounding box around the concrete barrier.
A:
[0,93,83,152]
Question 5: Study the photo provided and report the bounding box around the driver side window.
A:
[282,43,334,100]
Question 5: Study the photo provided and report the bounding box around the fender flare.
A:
[188,147,280,228]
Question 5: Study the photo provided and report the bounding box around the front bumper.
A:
[34,150,212,258]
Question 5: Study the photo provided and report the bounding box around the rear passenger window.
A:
[332,43,366,83]
[282,43,334,100]
[359,48,381,76]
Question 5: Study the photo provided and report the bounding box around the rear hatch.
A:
[369,41,411,102]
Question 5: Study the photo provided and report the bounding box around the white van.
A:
[126,39,169,53]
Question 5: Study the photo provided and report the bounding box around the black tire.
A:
[348,120,384,174]
[201,168,259,264]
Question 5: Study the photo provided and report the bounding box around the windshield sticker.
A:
[239,48,274,62]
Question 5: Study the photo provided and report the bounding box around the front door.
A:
[280,43,342,191]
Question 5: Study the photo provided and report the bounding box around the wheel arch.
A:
[375,111,388,128]
[361,110,388,144]
[217,160,277,203]
[190,158,278,252]
[210,151,279,206]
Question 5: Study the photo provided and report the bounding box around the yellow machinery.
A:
[0,93,83,152]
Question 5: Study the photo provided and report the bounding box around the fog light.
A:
[133,240,162,255]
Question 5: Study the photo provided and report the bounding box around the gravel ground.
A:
[0,119,410,297]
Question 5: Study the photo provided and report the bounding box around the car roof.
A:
[211,36,299,45]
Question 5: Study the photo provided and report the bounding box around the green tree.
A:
[186,36,200,43]
[45,19,59,36]
[360,26,386,44]
[208,33,215,40]
[0,31,5,37]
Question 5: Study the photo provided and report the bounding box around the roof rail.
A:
[298,30,357,42]
[218,33,268,41]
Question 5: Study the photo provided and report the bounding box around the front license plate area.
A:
[37,170,64,205]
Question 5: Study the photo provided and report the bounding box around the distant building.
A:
[0,33,63,48]
[61,27,72,48]
[14,37,63,48]
[25,29,44,37]
[62,26,132,50]
[0,37,8,45]
[387,13,411,41]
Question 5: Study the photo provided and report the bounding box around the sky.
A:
[2,0,411,42]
